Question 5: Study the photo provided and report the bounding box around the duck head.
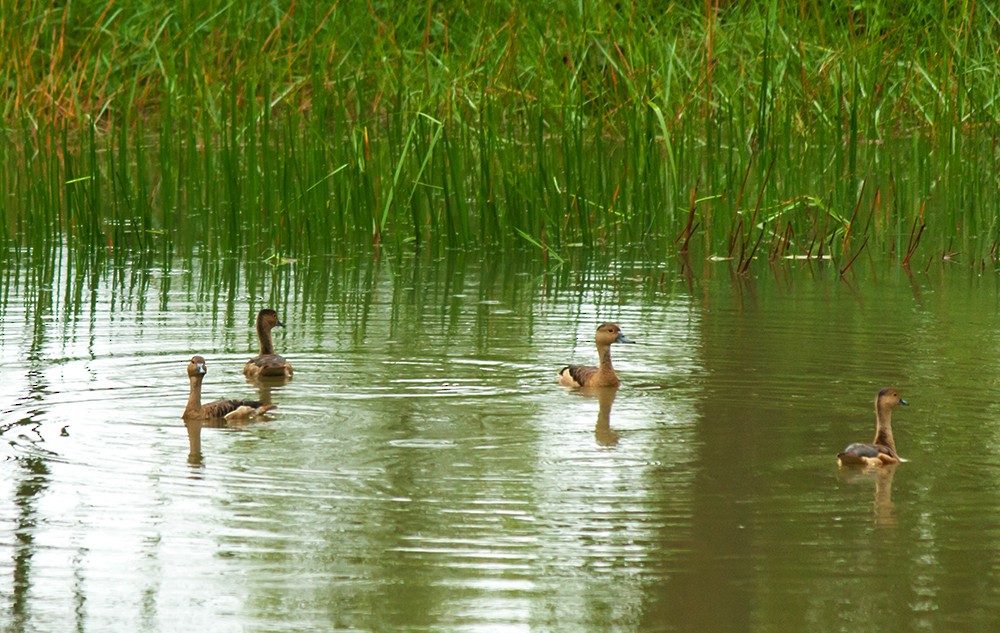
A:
[187,355,208,378]
[595,323,635,346]
[876,387,907,409]
[257,309,285,330]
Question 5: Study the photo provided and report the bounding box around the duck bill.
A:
[617,333,636,344]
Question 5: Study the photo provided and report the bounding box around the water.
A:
[2,248,1000,632]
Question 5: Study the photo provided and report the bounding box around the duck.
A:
[837,387,908,467]
[183,355,277,421]
[243,308,294,378]
[558,323,636,388]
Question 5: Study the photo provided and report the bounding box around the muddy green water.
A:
[2,249,1000,632]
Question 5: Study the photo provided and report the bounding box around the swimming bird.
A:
[243,308,294,378]
[183,355,277,421]
[558,323,636,388]
[837,387,908,467]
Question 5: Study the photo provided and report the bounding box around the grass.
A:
[1,1,999,270]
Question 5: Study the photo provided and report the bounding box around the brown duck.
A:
[837,387,908,467]
[243,309,294,378]
[558,323,635,388]
[183,355,277,420]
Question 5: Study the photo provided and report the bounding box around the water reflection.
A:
[246,374,293,392]
[6,247,1000,630]
[184,419,203,466]
[184,414,281,466]
[576,387,620,447]
[838,464,899,528]
[10,456,50,631]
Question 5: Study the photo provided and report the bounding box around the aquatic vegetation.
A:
[1,1,999,268]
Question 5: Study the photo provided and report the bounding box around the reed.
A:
[0,1,998,268]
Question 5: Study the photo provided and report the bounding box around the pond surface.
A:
[2,249,1000,632]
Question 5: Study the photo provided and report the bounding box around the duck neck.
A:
[257,321,275,355]
[597,343,615,374]
[185,374,203,415]
[873,404,895,454]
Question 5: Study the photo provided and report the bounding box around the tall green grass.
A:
[1,1,999,269]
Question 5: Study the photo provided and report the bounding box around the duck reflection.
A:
[183,414,273,466]
[184,417,235,466]
[250,376,287,404]
[246,371,293,388]
[586,386,620,447]
[185,419,204,465]
[837,463,898,527]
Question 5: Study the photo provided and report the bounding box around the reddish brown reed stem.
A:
[839,235,869,275]
[675,187,699,252]
[840,178,866,254]
[902,201,926,267]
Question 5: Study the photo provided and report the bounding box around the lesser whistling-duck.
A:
[558,323,636,388]
[243,309,294,378]
[837,387,908,467]
[183,355,277,421]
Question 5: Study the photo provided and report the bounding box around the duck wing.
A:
[202,399,275,419]
[245,354,293,377]
[838,442,899,465]
[559,364,597,388]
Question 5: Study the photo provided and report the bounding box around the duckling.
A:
[183,355,277,421]
[243,309,294,378]
[837,387,908,467]
[558,323,636,388]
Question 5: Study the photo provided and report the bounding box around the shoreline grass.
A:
[2,2,999,269]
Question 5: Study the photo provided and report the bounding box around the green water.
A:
[2,249,1000,631]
